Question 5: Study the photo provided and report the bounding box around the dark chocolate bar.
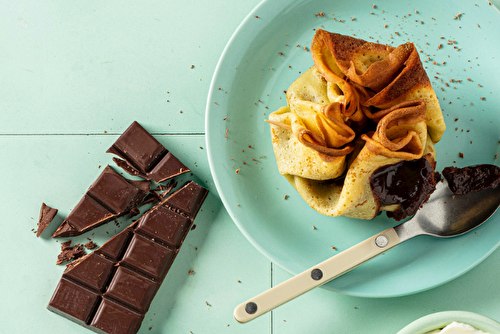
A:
[37,203,58,237]
[107,121,190,183]
[52,165,149,238]
[48,181,208,334]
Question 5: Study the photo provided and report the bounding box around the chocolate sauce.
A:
[370,157,436,221]
[442,164,500,195]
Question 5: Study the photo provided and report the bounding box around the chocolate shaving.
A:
[56,241,86,265]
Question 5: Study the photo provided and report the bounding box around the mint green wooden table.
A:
[1,1,500,333]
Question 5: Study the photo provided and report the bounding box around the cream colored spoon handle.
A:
[233,227,400,323]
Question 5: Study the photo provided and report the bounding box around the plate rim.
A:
[205,0,500,298]
[205,0,275,260]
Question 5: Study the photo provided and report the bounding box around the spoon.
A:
[234,180,500,323]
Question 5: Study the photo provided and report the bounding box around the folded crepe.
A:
[267,29,445,220]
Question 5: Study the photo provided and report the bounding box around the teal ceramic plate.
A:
[397,311,500,334]
[206,0,500,297]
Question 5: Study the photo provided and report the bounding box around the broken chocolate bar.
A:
[37,203,58,237]
[52,165,149,238]
[48,181,208,334]
[107,121,190,183]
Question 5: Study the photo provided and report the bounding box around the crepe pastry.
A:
[267,29,445,220]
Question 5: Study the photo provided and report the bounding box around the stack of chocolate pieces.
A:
[46,121,209,334]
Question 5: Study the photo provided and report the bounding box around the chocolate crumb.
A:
[84,240,97,250]
[129,206,141,218]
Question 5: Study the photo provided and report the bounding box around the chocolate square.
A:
[107,122,190,183]
[63,253,115,292]
[148,151,190,183]
[48,278,101,326]
[105,266,159,312]
[107,121,166,173]
[121,234,175,280]
[87,165,146,214]
[90,298,144,334]
[64,194,114,232]
[135,205,191,248]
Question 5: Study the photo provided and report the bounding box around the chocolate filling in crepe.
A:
[267,29,445,220]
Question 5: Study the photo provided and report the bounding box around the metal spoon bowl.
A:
[234,179,500,323]
[396,179,500,241]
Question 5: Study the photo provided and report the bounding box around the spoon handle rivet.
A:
[375,235,389,248]
[245,302,257,314]
[311,268,323,280]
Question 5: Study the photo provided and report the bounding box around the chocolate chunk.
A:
[370,157,437,221]
[56,242,86,265]
[442,164,500,195]
[37,203,58,237]
[48,181,208,334]
[107,122,190,183]
[164,181,208,218]
[60,240,72,250]
[52,166,149,238]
